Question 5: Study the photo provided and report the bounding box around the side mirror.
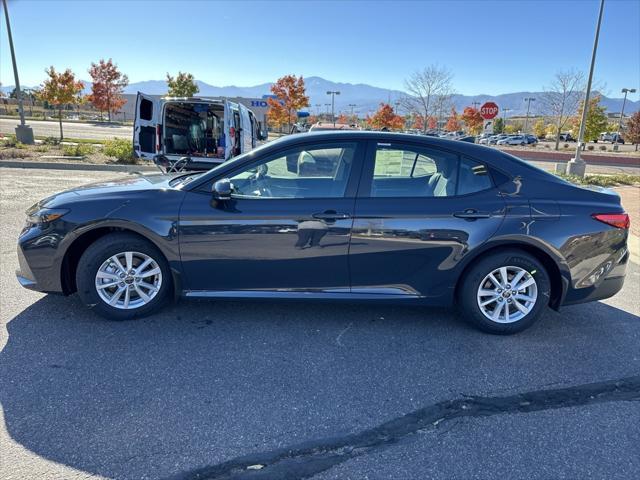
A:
[212,178,232,200]
[258,122,268,141]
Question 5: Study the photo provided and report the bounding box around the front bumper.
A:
[16,224,67,294]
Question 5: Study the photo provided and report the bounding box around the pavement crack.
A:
[169,376,640,480]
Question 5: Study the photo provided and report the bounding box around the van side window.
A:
[139,99,153,121]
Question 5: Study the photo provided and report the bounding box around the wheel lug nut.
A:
[497,289,502,293]
[512,290,517,295]
[119,282,125,287]
[507,299,512,303]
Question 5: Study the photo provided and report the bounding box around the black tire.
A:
[76,233,172,320]
[458,249,551,334]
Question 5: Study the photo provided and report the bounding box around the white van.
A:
[133,93,267,171]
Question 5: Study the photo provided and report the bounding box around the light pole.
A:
[615,87,636,151]
[2,0,34,144]
[348,103,356,117]
[523,97,535,133]
[502,108,511,133]
[472,101,481,110]
[567,0,605,177]
[315,103,321,116]
[324,103,331,118]
[326,90,340,126]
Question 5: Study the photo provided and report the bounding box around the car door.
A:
[178,140,364,294]
[238,103,253,153]
[348,140,506,298]
[133,93,161,160]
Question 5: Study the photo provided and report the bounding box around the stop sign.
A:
[480,102,499,120]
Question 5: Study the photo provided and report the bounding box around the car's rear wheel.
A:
[458,250,550,334]
[76,233,172,320]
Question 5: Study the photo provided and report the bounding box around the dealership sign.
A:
[480,102,499,120]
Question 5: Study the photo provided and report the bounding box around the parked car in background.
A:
[525,134,538,144]
[497,135,526,146]
[599,132,625,144]
[559,133,576,142]
[488,134,509,145]
[16,131,629,334]
[308,122,359,132]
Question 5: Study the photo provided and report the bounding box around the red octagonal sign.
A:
[480,102,499,120]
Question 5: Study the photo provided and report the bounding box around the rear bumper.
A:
[562,274,625,306]
[562,249,628,306]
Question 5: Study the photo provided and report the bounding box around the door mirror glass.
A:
[212,178,232,200]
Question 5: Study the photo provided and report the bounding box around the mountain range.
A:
[3,76,638,117]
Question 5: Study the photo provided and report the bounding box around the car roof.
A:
[269,130,503,156]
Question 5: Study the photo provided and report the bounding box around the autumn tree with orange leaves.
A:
[88,59,129,122]
[368,103,404,131]
[412,114,424,131]
[337,113,349,124]
[461,106,484,135]
[444,107,461,131]
[427,116,438,130]
[267,75,309,132]
[39,67,84,139]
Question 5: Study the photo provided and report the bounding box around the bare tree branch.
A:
[540,69,585,150]
[402,65,454,132]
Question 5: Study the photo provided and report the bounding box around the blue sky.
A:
[1,0,638,99]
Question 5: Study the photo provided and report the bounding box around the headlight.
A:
[25,208,69,226]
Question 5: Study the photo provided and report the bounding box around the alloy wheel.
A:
[476,266,538,324]
[94,251,162,310]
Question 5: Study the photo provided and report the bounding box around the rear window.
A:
[139,99,153,121]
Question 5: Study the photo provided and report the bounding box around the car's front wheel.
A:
[458,250,551,334]
[76,233,172,320]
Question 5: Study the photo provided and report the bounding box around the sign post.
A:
[480,102,499,136]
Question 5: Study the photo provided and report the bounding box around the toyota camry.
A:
[16,131,630,334]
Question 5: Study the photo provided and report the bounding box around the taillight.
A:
[156,125,162,152]
[592,213,630,229]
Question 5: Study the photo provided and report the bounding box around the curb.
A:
[0,160,158,173]
[629,235,640,266]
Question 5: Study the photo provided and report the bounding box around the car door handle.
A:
[312,210,351,220]
[453,209,492,219]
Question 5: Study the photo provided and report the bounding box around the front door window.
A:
[228,143,357,199]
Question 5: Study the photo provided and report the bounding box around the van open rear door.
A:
[238,103,253,154]
[223,100,233,160]
[133,93,160,160]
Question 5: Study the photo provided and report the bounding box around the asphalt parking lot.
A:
[1,168,639,480]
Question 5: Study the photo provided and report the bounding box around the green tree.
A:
[39,67,84,139]
[571,95,608,142]
[166,72,199,97]
[492,117,504,134]
[533,118,546,138]
[625,111,640,151]
[504,121,523,134]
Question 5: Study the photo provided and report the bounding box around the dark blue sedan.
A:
[16,132,630,333]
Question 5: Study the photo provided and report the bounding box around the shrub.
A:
[43,136,60,145]
[2,135,19,147]
[103,138,136,164]
[0,148,30,159]
[599,145,607,151]
[563,143,569,149]
[587,145,595,151]
[62,143,94,157]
